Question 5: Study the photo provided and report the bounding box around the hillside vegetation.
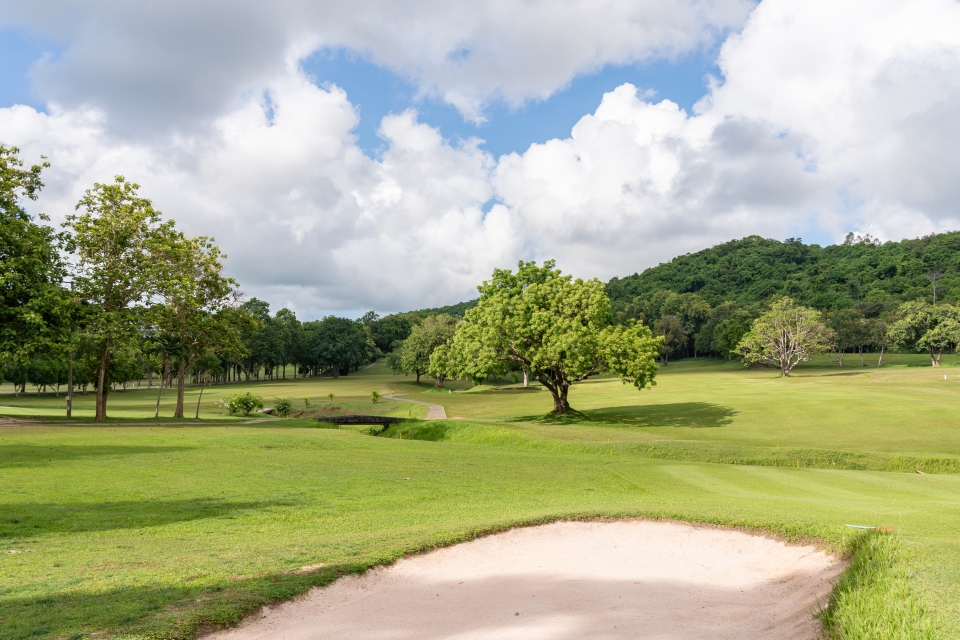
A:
[607,232,960,314]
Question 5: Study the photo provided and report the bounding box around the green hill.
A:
[607,232,960,315]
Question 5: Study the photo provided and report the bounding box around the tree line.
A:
[0,146,391,420]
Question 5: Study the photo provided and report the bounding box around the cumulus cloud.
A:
[0,0,751,130]
[2,0,960,315]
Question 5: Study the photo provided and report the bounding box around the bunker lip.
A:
[206,520,844,640]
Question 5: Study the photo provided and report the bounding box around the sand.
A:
[207,520,843,640]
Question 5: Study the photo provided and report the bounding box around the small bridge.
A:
[315,415,407,428]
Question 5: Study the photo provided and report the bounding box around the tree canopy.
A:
[388,314,456,384]
[0,146,72,365]
[446,260,661,414]
[737,298,834,376]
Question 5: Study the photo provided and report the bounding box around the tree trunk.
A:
[434,375,445,389]
[174,360,187,418]
[837,350,844,367]
[95,339,110,422]
[66,355,73,418]
[551,385,571,414]
[195,378,206,419]
[859,347,865,366]
[523,370,529,387]
[930,347,938,366]
[877,345,885,367]
[415,370,421,383]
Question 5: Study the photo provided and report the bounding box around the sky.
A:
[1,0,959,319]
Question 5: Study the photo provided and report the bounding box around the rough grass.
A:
[820,532,936,639]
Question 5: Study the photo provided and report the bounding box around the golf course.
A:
[2,354,958,639]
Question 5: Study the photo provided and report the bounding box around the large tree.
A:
[311,316,370,377]
[0,146,71,365]
[389,314,457,384]
[889,300,960,366]
[64,176,174,421]
[736,297,833,376]
[446,260,661,414]
[154,233,241,418]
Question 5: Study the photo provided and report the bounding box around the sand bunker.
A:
[208,521,843,640]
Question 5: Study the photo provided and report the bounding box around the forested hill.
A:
[606,232,960,315]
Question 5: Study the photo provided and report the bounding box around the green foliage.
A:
[737,297,834,375]
[63,176,176,420]
[890,301,960,366]
[389,314,457,384]
[819,533,935,639]
[607,233,960,315]
[218,392,263,417]
[361,311,413,353]
[306,316,372,377]
[370,390,380,403]
[447,260,662,413]
[272,398,293,417]
[153,233,241,417]
[0,145,72,366]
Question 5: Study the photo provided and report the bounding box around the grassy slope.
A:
[1,357,959,638]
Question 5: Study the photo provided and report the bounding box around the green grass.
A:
[820,532,935,639]
[1,356,959,638]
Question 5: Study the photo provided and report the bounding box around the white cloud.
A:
[3,0,960,315]
[0,0,751,129]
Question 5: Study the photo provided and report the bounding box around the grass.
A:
[1,355,959,638]
[820,532,935,639]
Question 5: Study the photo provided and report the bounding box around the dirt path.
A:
[385,394,447,420]
[206,520,842,640]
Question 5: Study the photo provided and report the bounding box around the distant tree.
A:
[427,342,453,388]
[926,270,944,304]
[390,314,457,383]
[653,315,685,365]
[830,308,871,367]
[273,308,301,378]
[0,145,72,367]
[366,313,413,353]
[63,176,174,421]
[737,297,834,376]
[889,301,960,366]
[312,316,369,377]
[446,260,662,414]
[694,302,754,359]
[153,233,241,418]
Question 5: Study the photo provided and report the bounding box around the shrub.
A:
[273,398,293,417]
[219,392,264,417]
[371,390,381,403]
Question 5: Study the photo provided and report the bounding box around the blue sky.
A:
[1,21,720,160]
[301,48,723,159]
[1,0,953,315]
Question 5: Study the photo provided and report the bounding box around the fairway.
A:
[2,358,959,639]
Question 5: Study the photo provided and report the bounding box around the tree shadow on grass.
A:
[586,403,738,428]
[0,498,295,538]
[0,444,192,468]
[0,563,351,640]
[514,403,738,429]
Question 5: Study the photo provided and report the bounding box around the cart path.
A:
[385,394,447,420]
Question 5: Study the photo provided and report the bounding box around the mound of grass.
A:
[820,532,937,639]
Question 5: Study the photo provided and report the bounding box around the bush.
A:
[219,392,264,417]
[273,398,293,417]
